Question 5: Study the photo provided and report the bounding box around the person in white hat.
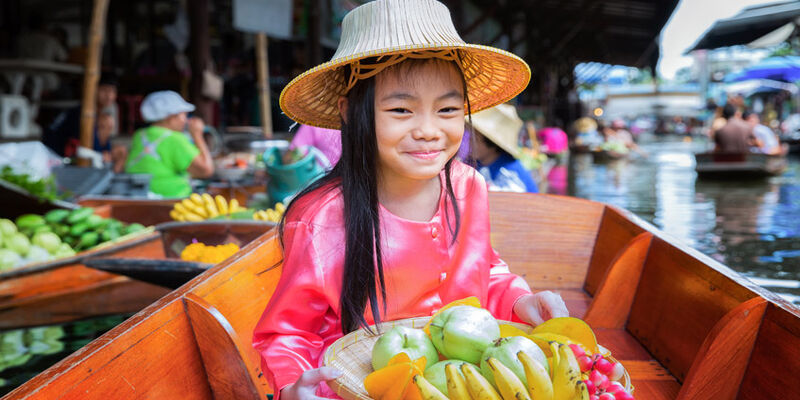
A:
[124,90,214,197]
[469,104,539,193]
[252,1,568,398]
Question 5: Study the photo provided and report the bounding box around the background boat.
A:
[695,152,788,179]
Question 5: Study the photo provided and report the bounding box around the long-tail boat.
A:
[695,152,788,179]
[3,192,799,399]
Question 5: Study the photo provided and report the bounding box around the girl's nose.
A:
[412,114,440,140]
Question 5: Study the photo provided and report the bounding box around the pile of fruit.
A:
[363,298,633,400]
[180,242,240,264]
[169,193,285,223]
[0,209,146,271]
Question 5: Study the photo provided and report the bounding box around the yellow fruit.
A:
[487,357,531,400]
[274,202,286,213]
[190,193,203,205]
[445,363,472,400]
[229,198,241,212]
[518,351,554,400]
[215,195,228,215]
[183,212,204,222]
[500,324,529,338]
[530,317,599,355]
[169,210,185,222]
[461,363,501,400]
[202,194,219,217]
[414,375,449,400]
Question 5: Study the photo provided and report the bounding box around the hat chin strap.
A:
[345,49,462,92]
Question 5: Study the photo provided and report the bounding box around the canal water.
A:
[559,134,800,304]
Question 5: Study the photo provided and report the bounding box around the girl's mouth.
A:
[408,150,442,160]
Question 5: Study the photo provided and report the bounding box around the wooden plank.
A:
[584,207,645,295]
[627,238,757,382]
[584,232,653,329]
[184,293,264,400]
[558,288,592,319]
[488,193,605,289]
[677,297,767,400]
[737,304,800,400]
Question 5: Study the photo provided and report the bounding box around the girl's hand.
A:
[280,367,343,400]
[513,291,569,326]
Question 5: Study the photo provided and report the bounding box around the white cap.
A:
[140,90,195,122]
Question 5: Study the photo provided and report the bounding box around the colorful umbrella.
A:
[725,56,800,83]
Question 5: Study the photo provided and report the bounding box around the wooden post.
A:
[256,33,272,138]
[78,0,110,167]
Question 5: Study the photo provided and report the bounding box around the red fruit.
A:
[605,381,626,394]
[598,393,616,400]
[585,379,597,395]
[570,343,586,358]
[590,396,600,400]
[599,377,612,391]
[595,357,614,375]
[609,362,625,381]
[590,369,608,389]
[615,391,635,400]
[578,355,594,372]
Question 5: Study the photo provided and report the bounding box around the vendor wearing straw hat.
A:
[252,1,568,398]
[470,103,539,193]
[124,90,214,197]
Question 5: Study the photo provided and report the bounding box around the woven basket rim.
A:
[279,43,531,130]
[322,316,633,399]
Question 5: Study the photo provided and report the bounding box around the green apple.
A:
[428,305,500,364]
[371,326,438,370]
[479,336,548,387]
[423,359,477,395]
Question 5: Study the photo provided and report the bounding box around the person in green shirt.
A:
[125,90,214,197]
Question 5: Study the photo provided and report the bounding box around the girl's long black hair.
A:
[279,57,472,334]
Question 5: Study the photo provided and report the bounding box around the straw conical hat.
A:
[469,103,523,159]
[279,0,531,130]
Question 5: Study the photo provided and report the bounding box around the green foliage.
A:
[0,167,65,202]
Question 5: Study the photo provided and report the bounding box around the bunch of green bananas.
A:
[414,349,589,400]
[253,202,286,223]
[170,194,244,222]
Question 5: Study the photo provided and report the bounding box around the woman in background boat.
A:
[252,1,568,398]
[744,110,783,155]
[124,91,214,197]
[469,104,539,193]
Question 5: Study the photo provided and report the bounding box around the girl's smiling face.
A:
[373,60,465,188]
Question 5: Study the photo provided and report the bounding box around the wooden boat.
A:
[0,217,276,330]
[695,152,788,179]
[0,231,170,330]
[76,196,179,226]
[4,192,800,399]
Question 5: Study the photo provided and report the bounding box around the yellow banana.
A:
[181,198,196,210]
[487,357,531,400]
[552,345,581,400]
[174,203,190,215]
[190,193,204,206]
[576,380,590,400]
[215,195,228,215]
[549,342,561,380]
[445,363,472,400]
[183,212,204,222]
[274,202,286,214]
[518,351,553,400]
[202,194,219,217]
[461,363,502,400]
[191,203,208,218]
[414,375,449,400]
[229,198,241,213]
[169,210,185,222]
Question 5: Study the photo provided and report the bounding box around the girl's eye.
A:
[389,108,411,114]
[440,107,460,113]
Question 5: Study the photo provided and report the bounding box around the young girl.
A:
[253,1,569,398]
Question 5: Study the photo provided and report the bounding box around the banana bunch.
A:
[253,202,286,223]
[170,194,244,222]
[417,352,586,400]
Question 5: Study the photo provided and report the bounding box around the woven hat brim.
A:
[279,44,531,130]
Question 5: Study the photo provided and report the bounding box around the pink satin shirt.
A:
[252,161,533,398]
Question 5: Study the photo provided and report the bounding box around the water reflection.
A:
[0,315,129,395]
[562,135,800,303]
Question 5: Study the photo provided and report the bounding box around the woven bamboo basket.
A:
[322,316,633,399]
